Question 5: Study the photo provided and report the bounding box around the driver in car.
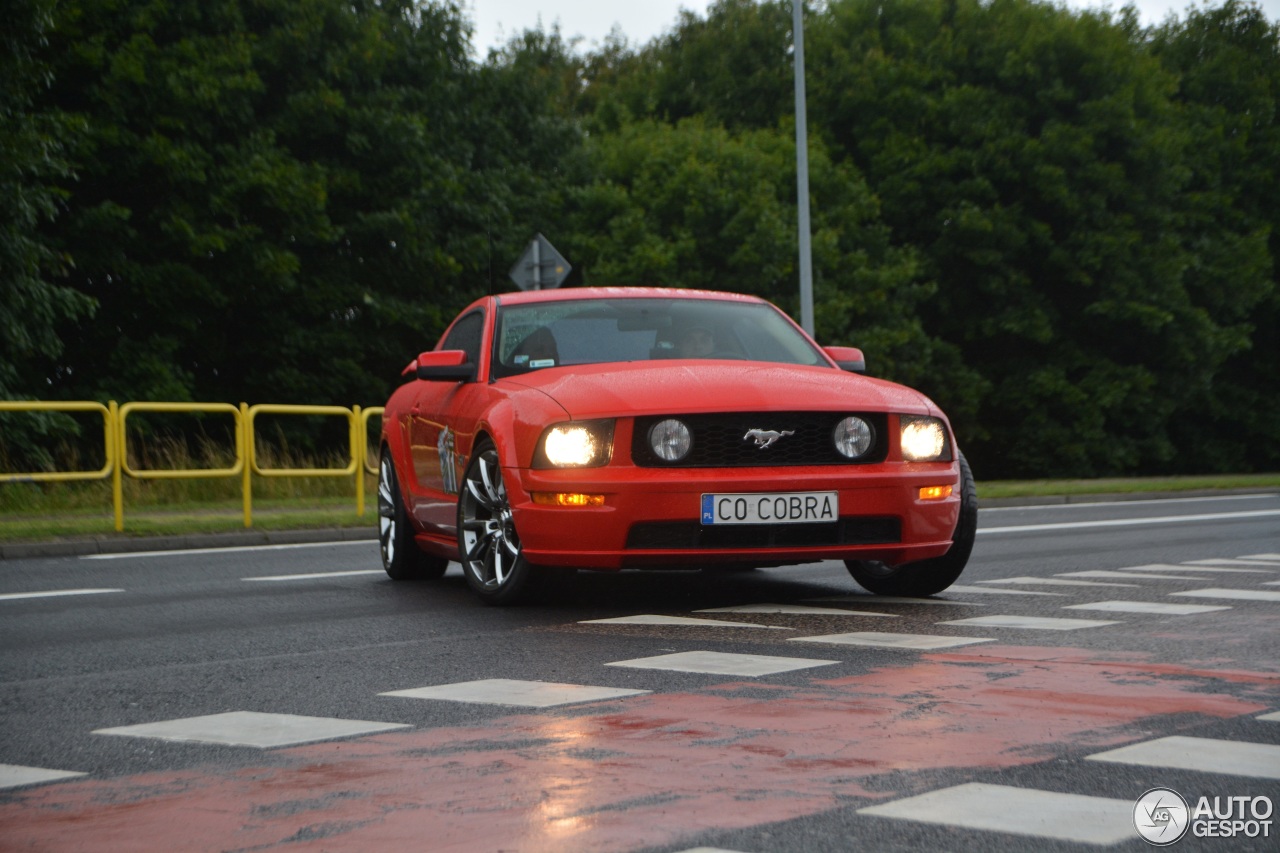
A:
[675,325,716,358]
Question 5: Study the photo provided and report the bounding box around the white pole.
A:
[793,0,815,336]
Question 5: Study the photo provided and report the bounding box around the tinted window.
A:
[440,311,483,366]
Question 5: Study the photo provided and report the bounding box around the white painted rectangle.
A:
[1087,736,1280,780]
[940,615,1120,631]
[94,711,410,748]
[788,632,993,650]
[1123,563,1271,574]
[0,764,88,790]
[946,584,1066,597]
[1064,601,1231,616]
[381,679,649,708]
[1059,570,1206,581]
[1185,558,1279,569]
[696,604,899,617]
[807,595,983,606]
[581,614,790,629]
[976,577,1138,588]
[0,588,123,601]
[857,783,1135,845]
[1171,588,1280,603]
[606,651,838,677]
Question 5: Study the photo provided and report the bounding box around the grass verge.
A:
[976,472,1280,500]
[1,474,1277,544]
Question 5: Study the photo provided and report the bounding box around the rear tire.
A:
[378,447,448,581]
[845,453,977,597]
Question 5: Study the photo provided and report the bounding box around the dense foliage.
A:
[2,0,1276,478]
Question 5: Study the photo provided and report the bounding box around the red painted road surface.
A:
[3,644,1274,852]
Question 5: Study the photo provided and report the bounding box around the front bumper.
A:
[510,460,960,570]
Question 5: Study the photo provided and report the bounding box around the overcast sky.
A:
[464,0,1280,56]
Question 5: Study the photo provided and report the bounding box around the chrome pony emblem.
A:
[743,428,794,450]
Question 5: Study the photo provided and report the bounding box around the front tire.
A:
[846,453,977,597]
[378,447,448,580]
[457,440,537,605]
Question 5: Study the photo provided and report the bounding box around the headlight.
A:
[900,416,951,462]
[648,418,692,462]
[537,420,614,468]
[833,416,874,459]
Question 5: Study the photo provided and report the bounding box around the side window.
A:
[440,311,484,367]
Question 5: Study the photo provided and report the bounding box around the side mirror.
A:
[824,346,866,374]
[405,350,474,381]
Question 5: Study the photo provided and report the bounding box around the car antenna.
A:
[487,216,495,294]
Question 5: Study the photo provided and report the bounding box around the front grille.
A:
[625,517,901,550]
[632,412,888,468]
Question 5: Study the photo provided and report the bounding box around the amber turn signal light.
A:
[532,492,606,508]
[918,485,953,501]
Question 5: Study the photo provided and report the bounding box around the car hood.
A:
[501,361,935,420]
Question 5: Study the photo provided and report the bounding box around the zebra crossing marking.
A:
[1120,563,1271,574]
[946,584,1067,596]
[695,603,899,617]
[1170,588,1280,603]
[807,594,983,606]
[1185,558,1279,569]
[787,631,993,650]
[856,782,1135,845]
[1059,570,1209,581]
[1063,601,1231,616]
[379,679,649,708]
[975,576,1138,588]
[939,615,1120,631]
[1086,736,1280,780]
[605,651,839,677]
[580,614,790,629]
[0,588,123,602]
[93,711,410,748]
[0,764,87,790]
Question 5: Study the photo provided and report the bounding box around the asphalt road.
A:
[1,493,1278,851]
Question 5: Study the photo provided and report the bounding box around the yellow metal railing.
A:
[0,400,385,531]
[118,401,247,528]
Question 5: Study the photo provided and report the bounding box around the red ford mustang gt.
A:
[378,287,976,604]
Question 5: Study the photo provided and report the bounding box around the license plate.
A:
[700,492,838,525]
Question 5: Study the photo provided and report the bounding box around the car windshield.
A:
[491,297,826,379]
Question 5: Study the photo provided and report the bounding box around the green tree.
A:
[0,0,95,399]
[0,0,96,468]
[32,0,586,409]
[563,118,950,384]
[809,0,1266,477]
[1150,1,1280,472]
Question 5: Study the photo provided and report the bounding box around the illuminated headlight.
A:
[537,420,614,468]
[649,418,692,462]
[900,416,951,462]
[833,416,874,459]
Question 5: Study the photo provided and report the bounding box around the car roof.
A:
[493,287,767,307]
